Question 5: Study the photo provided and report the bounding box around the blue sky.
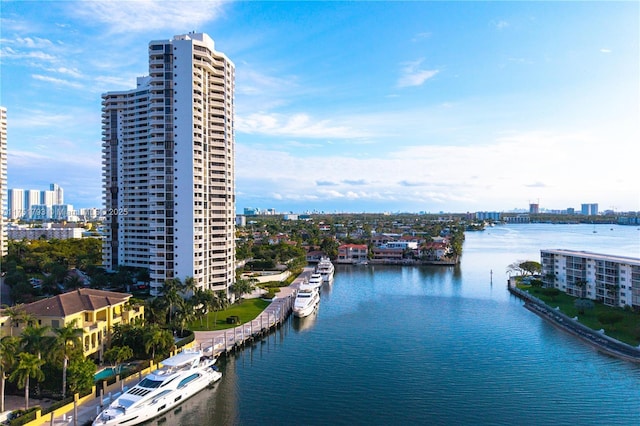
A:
[1,1,638,214]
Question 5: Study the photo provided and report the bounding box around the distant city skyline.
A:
[1,1,638,213]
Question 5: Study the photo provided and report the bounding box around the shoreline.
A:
[508,282,640,363]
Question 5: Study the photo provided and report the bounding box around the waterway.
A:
[147,223,640,425]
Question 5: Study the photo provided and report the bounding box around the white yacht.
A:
[293,283,320,318]
[93,350,222,426]
[308,273,323,291]
[316,256,335,283]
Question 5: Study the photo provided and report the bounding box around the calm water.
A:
[150,224,640,425]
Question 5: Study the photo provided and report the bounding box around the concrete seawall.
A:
[508,283,640,363]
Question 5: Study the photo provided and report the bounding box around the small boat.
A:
[293,283,320,318]
[316,256,335,283]
[93,350,221,426]
[308,273,323,291]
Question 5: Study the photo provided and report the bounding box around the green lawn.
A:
[187,298,271,331]
[518,284,640,346]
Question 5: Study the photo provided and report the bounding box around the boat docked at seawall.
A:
[316,256,335,283]
[308,273,323,291]
[93,350,222,426]
[293,282,320,318]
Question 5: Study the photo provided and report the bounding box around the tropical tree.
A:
[230,278,255,302]
[2,304,30,337]
[66,358,96,395]
[182,276,198,298]
[171,298,195,336]
[211,291,228,329]
[9,352,46,411]
[64,275,83,290]
[163,278,182,324]
[103,345,133,376]
[145,296,169,327]
[0,336,20,412]
[53,320,83,398]
[143,325,173,361]
[574,298,595,315]
[20,324,53,360]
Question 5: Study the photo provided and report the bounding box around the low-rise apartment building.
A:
[541,249,640,309]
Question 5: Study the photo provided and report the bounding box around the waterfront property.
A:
[0,288,144,358]
[101,32,236,297]
[336,244,368,264]
[541,249,640,309]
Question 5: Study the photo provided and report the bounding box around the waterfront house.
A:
[0,288,144,359]
[337,244,368,264]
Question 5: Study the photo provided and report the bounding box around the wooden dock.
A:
[193,267,313,357]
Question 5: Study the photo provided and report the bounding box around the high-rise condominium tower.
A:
[102,33,235,296]
[0,107,7,257]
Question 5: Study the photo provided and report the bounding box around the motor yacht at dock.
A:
[93,350,221,426]
[316,256,335,283]
[308,273,323,291]
[293,282,320,318]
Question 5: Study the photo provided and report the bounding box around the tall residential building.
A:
[50,183,64,205]
[581,203,598,216]
[102,33,236,297]
[0,107,7,257]
[7,188,24,220]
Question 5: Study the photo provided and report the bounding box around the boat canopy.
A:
[160,350,201,367]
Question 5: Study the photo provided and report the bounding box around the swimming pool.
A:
[94,366,132,381]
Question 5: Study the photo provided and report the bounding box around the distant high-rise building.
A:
[102,33,236,297]
[529,203,540,214]
[581,203,598,216]
[7,188,24,219]
[25,189,40,219]
[50,183,64,205]
[0,107,7,256]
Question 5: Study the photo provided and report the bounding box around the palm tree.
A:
[0,336,20,412]
[53,320,83,398]
[143,325,167,360]
[162,278,182,324]
[145,296,168,327]
[211,291,229,329]
[182,276,198,298]
[171,298,195,336]
[230,277,255,302]
[2,304,31,337]
[20,324,53,360]
[9,352,45,411]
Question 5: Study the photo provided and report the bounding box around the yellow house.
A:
[1,288,144,358]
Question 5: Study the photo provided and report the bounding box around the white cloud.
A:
[397,59,439,88]
[46,66,84,78]
[236,112,371,139]
[14,36,55,49]
[32,74,84,89]
[0,46,57,61]
[71,1,226,34]
[492,20,510,30]
[236,127,639,210]
[600,48,612,54]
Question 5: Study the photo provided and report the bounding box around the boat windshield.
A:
[297,294,311,298]
[118,398,135,408]
[139,378,164,389]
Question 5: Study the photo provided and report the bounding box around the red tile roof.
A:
[23,289,132,317]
